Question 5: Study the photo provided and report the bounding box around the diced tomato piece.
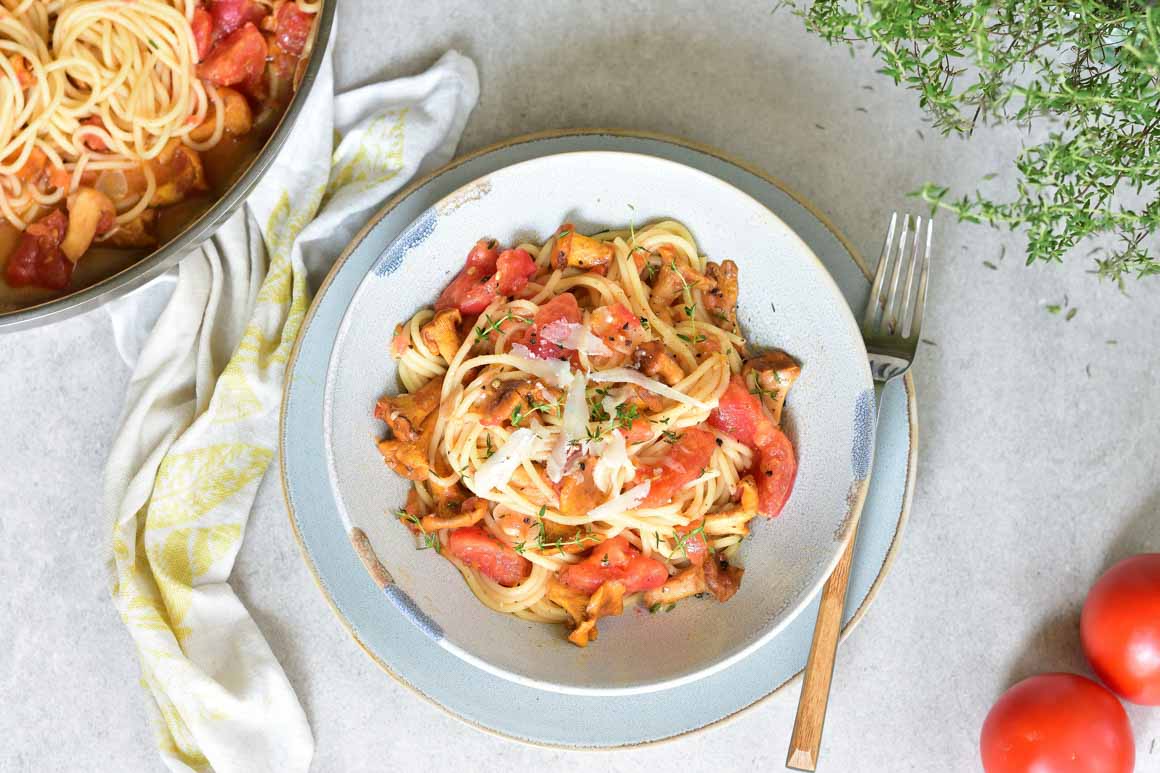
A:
[639,426,717,507]
[79,117,109,152]
[274,1,315,57]
[192,7,214,60]
[675,519,708,566]
[435,242,537,316]
[5,209,72,290]
[48,166,71,190]
[11,147,46,183]
[512,292,581,360]
[464,238,500,271]
[390,323,411,358]
[710,373,796,515]
[709,374,777,450]
[208,0,267,39]
[443,279,496,316]
[755,426,796,517]
[514,331,563,361]
[623,418,653,444]
[447,526,530,587]
[495,248,536,295]
[435,239,500,314]
[709,374,797,515]
[533,291,582,327]
[589,302,647,355]
[557,535,668,595]
[197,23,267,88]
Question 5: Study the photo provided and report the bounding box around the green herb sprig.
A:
[396,510,441,553]
[614,402,639,430]
[672,524,713,557]
[474,311,531,342]
[510,393,561,427]
[513,507,602,555]
[790,2,1160,284]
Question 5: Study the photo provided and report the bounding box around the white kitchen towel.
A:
[101,42,479,773]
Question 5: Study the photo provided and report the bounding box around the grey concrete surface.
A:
[3,2,1160,771]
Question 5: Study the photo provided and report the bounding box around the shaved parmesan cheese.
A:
[600,388,623,419]
[547,371,589,483]
[588,367,709,410]
[592,429,634,493]
[472,428,540,494]
[588,481,651,522]
[541,320,613,357]
[508,344,573,387]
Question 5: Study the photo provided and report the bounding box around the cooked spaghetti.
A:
[0,0,318,291]
[375,221,801,646]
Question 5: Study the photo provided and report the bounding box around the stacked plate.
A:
[280,131,916,748]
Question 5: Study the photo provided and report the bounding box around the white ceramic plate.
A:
[321,151,875,695]
[282,129,917,746]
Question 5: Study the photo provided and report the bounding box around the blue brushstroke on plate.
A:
[384,584,444,641]
[373,206,437,276]
[851,388,875,479]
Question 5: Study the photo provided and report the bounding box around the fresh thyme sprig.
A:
[474,311,531,342]
[396,509,441,553]
[513,506,602,555]
[588,388,611,423]
[510,393,562,427]
[670,258,697,312]
[672,524,713,557]
[789,2,1160,284]
[614,402,639,430]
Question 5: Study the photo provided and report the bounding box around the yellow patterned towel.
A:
[102,46,478,773]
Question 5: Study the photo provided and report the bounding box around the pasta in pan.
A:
[376,220,801,646]
[0,0,318,291]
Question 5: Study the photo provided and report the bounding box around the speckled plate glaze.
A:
[282,130,917,746]
[324,151,873,695]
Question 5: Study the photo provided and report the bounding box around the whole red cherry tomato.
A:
[1082,553,1160,704]
[980,673,1134,773]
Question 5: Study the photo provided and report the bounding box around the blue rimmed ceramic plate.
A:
[323,150,874,695]
[281,130,917,747]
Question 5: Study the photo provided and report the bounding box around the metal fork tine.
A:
[909,219,932,337]
[898,215,923,337]
[859,213,931,383]
[882,214,910,334]
[863,212,897,329]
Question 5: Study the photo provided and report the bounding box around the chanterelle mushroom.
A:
[61,188,116,262]
[632,341,685,386]
[642,565,707,607]
[743,350,801,425]
[420,307,463,363]
[553,225,614,271]
[703,260,739,332]
[567,580,626,647]
[704,475,759,539]
[648,245,710,316]
[703,554,744,602]
[374,376,443,441]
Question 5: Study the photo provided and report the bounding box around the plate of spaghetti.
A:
[0,0,330,327]
[321,151,875,694]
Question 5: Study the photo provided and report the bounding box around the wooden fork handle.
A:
[786,521,859,771]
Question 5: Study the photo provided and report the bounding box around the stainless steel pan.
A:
[0,1,336,332]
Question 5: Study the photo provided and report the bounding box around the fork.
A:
[786,212,932,771]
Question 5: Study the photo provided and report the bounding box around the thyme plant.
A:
[792,2,1160,283]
